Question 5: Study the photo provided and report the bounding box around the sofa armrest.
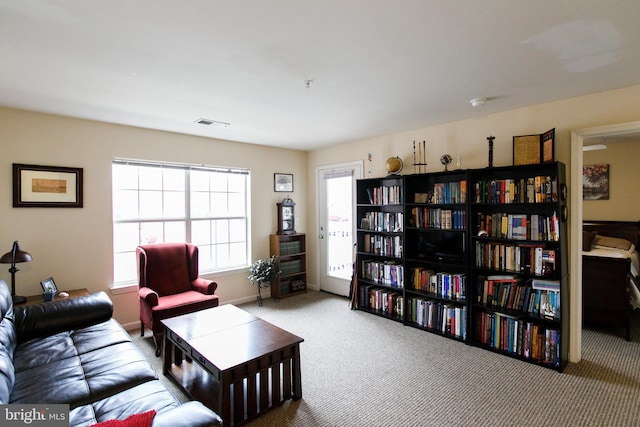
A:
[139,287,159,306]
[192,278,217,295]
[14,291,113,344]
[152,401,222,427]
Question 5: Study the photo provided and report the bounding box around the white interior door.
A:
[317,161,362,296]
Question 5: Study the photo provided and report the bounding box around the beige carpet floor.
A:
[132,290,640,426]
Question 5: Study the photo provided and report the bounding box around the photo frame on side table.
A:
[274,173,294,192]
[40,277,58,294]
[13,163,83,208]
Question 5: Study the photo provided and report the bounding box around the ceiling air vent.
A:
[194,118,230,128]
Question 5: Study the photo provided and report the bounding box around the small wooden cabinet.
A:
[270,233,307,300]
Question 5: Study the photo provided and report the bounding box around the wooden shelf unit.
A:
[270,233,307,300]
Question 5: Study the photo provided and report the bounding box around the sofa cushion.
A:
[15,292,113,344]
[69,381,178,427]
[11,319,157,408]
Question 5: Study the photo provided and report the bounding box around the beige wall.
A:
[306,85,640,287]
[0,107,307,328]
[583,139,640,221]
[3,85,640,330]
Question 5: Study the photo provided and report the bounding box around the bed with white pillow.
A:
[582,221,640,340]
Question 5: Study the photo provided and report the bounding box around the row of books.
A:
[360,211,403,232]
[476,276,560,320]
[474,311,561,367]
[365,185,403,205]
[473,176,558,204]
[362,234,403,258]
[476,212,560,241]
[279,279,306,295]
[279,240,303,255]
[409,268,466,301]
[361,260,404,288]
[280,259,303,275]
[359,285,404,317]
[410,207,466,230]
[474,242,556,276]
[406,297,467,339]
[413,180,467,204]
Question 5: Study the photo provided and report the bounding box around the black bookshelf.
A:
[356,176,404,322]
[403,170,469,341]
[355,162,568,372]
[468,162,568,371]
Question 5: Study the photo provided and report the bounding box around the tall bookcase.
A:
[355,162,568,371]
[468,162,567,371]
[355,176,404,321]
[403,170,469,341]
[270,233,307,300]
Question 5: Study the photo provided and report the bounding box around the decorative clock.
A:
[277,196,296,235]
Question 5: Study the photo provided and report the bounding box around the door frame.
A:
[569,120,640,363]
[315,160,363,295]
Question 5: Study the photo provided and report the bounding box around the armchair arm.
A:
[15,292,113,344]
[192,278,217,295]
[152,401,222,427]
[139,287,159,307]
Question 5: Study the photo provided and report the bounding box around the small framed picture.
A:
[274,173,294,192]
[40,277,58,294]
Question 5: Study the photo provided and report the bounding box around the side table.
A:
[17,288,90,307]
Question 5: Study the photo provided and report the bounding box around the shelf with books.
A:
[270,233,307,300]
[469,162,567,371]
[357,284,404,321]
[406,297,467,340]
[403,170,469,340]
[356,176,405,322]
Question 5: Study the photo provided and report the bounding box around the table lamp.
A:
[0,241,32,304]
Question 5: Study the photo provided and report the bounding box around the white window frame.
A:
[112,159,251,288]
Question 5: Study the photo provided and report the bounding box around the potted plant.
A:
[248,255,280,305]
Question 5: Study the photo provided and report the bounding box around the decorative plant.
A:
[248,255,281,306]
[248,255,280,287]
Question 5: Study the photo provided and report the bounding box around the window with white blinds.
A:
[112,159,250,285]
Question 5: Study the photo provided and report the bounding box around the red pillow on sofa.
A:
[90,410,156,427]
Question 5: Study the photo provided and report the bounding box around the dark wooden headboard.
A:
[583,220,640,247]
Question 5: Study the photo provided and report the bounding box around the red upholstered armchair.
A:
[137,243,219,355]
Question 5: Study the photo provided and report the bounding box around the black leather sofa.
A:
[0,280,222,426]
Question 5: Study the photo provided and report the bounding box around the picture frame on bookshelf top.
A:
[513,128,555,166]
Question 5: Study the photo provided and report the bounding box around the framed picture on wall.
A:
[583,164,609,200]
[13,163,84,207]
[274,173,293,192]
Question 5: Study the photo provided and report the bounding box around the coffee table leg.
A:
[162,333,172,374]
[292,344,302,400]
[220,372,230,427]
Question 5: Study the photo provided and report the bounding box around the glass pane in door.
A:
[326,175,353,280]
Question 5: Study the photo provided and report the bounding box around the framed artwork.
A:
[274,173,293,192]
[583,164,609,200]
[513,128,555,165]
[40,277,58,294]
[13,163,83,207]
[513,134,541,165]
[541,128,555,163]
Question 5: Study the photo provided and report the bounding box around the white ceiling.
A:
[1,1,639,151]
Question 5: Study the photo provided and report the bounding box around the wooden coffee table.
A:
[161,305,304,426]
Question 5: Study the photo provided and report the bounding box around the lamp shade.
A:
[0,241,32,264]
